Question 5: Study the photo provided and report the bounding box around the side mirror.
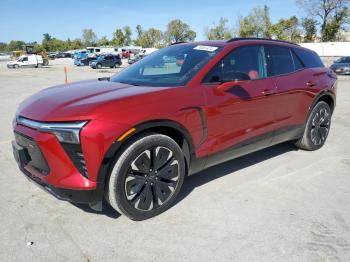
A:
[215,72,251,93]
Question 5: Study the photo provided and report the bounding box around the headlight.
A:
[16,116,87,144]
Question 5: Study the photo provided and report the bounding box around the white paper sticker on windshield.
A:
[193,45,218,52]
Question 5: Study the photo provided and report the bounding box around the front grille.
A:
[14,132,50,175]
[61,143,88,178]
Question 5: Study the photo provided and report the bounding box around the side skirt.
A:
[189,125,304,175]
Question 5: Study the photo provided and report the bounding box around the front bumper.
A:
[12,124,103,204]
[332,67,350,75]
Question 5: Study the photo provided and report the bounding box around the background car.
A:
[330,56,350,75]
[89,54,122,69]
[7,54,44,68]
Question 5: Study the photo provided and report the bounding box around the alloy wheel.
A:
[310,107,331,146]
[124,146,179,211]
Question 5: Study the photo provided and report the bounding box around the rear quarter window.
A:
[294,48,324,68]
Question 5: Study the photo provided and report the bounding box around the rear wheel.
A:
[295,101,332,151]
[107,133,186,220]
[96,63,102,69]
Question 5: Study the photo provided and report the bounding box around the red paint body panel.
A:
[13,40,337,195]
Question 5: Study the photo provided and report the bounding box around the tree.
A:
[135,28,163,47]
[98,36,110,46]
[82,29,97,46]
[6,40,26,51]
[0,42,7,52]
[296,0,350,41]
[270,16,302,42]
[112,29,125,46]
[42,33,52,42]
[324,7,349,41]
[205,17,233,40]
[164,19,196,44]
[123,26,132,46]
[69,38,84,50]
[238,5,272,38]
[136,24,143,38]
[302,18,318,42]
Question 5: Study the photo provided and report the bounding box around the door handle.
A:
[306,81,317,87]
[262,89,274,96]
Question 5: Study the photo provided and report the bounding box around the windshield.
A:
[111,44,222,87]
[335,57,350,63]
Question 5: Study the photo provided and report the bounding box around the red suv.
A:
[12,38,337,220]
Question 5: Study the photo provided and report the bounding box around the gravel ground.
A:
[0,58,349,262]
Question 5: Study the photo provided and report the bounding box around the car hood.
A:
[7,61,17,65]
[17,79,168,121]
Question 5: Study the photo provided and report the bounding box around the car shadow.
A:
[174,142,297,206]
[72,200,121,219]
[71,142,296,219]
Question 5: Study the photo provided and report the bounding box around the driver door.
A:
[198,45,277,163]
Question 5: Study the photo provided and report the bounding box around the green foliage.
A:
[97,36,110,46]
[296,0,350,41]
[270,16,302,42]
[164,19,196,44]
[135,28,163,48]
[6,40,26,51]
[123,26,132,46]
[205,17,233,40]
[82,29,97,46]
[323,7,349,41]
[0,42,7,52]
[112,29,125,46]
[301,18,318,42]
[238,5,272,38]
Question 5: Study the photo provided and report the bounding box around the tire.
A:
[96,63,102,69]
[43,60,49,66]
[14,64,19,69]
[107,133,186,220]
[295,101,332,151]
[113,63,118,68]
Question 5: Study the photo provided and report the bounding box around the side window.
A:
[291,51,304,71]
[294,48,324,68]
[22,57,28,62]
[203,45,267,83]
[267,46,294,76]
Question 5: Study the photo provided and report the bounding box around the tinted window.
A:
[203,45,266,82]
[267,46,294,76]
[294,48,324,68]
[292,51,304,71]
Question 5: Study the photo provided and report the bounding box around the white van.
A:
[7,54,44,69]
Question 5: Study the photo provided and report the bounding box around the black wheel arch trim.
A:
[308,90,336,118]
[95,119,196,188]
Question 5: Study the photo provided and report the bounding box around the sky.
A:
[0,0,302,43]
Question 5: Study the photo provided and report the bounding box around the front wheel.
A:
[107,133,186,220]
[295,101,332,151]
[96,63,102,69]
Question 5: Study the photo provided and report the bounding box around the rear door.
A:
[266,45,316,142]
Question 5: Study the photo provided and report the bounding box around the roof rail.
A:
[226,37,300,46]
